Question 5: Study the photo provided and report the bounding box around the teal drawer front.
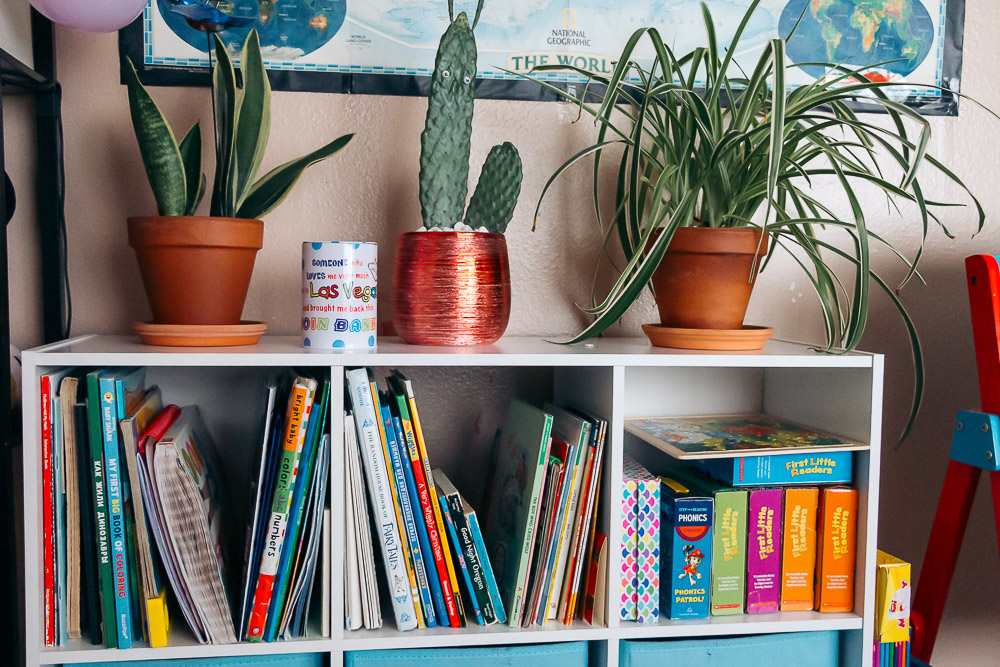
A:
[74,654,324,667]
[620,632,838,667]
[346,641,589,667]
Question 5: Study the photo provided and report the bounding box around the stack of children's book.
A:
[621,414,862,623]
[344,370,608,630]
[38,367,331,648]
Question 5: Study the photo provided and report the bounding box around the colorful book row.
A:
[620,457,859,622]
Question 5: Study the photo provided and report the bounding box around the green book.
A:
[85,370,116,648]
[483,398,553,628]
[668,466,748,616]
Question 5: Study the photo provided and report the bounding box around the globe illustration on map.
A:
[157,0,347,60]
[778,0,935,79]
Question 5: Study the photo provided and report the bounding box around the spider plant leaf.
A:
[234,29,271,210]
[236,133,353,220]
[178,122,205,216]
[123,56,187,217]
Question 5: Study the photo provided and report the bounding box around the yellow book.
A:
[371,383,424,628]
[876,550,911,643]
[145,588,169,648]
[404,379,467,626]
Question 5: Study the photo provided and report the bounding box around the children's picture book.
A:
[621,454,660,623]
[483,398,553,628]
[659,477,713,620]
[747,488,782,615]
[876,550,911,643]
[625,413,866,459]
[698,451,853,486]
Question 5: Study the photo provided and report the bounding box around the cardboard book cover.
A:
[815,487,858,613]
[625,413,864,459]
[747,488,782,614]
[622,454,660,623]
[876,550,911,643]
[780,487,819,611]
[659,477,713,620]
[699,451,853,486]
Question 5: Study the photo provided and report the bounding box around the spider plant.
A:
[522,0,991,439]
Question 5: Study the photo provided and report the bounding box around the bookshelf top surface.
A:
[25,335,877,368]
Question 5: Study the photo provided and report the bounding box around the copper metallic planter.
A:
[392,231,510,345]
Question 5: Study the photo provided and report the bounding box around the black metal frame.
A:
[1,10,63,665]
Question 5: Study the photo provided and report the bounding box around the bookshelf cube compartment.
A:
[619,631,839,666]
[345,640,590,666]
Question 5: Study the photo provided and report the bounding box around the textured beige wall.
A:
[6,4,1000,662]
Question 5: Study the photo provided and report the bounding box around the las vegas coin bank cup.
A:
[302,242,377,349]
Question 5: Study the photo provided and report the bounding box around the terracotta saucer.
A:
[133,321,267,347]
[642,323,774,351]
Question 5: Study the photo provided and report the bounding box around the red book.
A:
[41,375,54,646]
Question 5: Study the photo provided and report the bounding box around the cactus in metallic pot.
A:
[418,0,522,233]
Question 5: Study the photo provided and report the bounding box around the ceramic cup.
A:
[301,241,377,349]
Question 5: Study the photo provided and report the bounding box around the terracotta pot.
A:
[391,231,510,345]
[650,226,767,330]
[127,216,263,326]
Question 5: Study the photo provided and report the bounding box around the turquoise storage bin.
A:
[73,654,324,667]
[346,641,589,667]
[620,631,838,667]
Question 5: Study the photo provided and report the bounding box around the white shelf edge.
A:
[39,638,335,665]
[615,612,863,639]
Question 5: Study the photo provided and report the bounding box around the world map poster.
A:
[132,1,962,112]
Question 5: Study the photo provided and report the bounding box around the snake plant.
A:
[523,0,995,439]
[124,29,353,219]
[418,0,523,233]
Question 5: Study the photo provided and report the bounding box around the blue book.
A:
[383,404,437,628]
[438,494,484,625]
[392,415,447,627]
[263,382,326,641]
[466,510,507,624]
[114,369,146,641]
[99,372,132,648]
[698,451,853,486]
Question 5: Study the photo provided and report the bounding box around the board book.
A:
[659,477,713,620]
[625,413,865,459]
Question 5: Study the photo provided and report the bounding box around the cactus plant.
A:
[418,0,522,233]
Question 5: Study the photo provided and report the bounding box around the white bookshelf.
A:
[21,335,882,667]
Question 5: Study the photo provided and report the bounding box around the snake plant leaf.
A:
[210,33,239,218]
[234,30,271,208]
[123,57,187,217]
[236,133,354,220]
[178,122,205,215]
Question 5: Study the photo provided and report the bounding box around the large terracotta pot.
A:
[650,226,767,330]
[127,216,263,325]
[392,231,510,345]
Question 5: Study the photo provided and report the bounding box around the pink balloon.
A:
[30,0,148,33]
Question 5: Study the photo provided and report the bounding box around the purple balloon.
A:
[30,0,147,33]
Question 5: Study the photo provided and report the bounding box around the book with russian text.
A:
[346,368,417,631]
[85,369,115,647]
[483,398,553,628]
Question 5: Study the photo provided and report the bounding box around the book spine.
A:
[565,424,605,624]
[347,370,417,631]
[780,487,819,611]
[466,510,506,624]
[265,382,329,641]
[403,389,462,627]
[373,394,422,628]
[99,376,132,648]
[446,494,496,625]
[547,440,586,620]
[619,477,639,621]
[74,403,102,645]
[541,445,578,623]
[86,374,116,648]
[509,418,553,628]
[710,490,748,615]
[438,495,484,626]
[246,380,315,640]
[747,488,783,615]
[559,444,595,623]
[395,409,449,626]
[634,477,660,623]
[41,375,55,646]
[662,495,713,620]
[816,487,858,612]
[382,405,436,627]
